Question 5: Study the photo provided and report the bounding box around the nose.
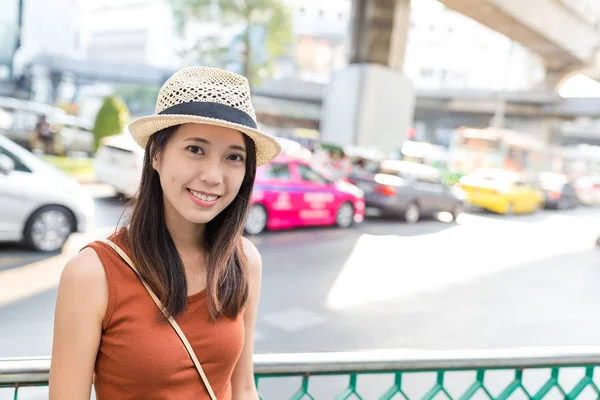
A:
[198,159,224,186]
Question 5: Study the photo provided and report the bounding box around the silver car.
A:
[0,134,95,252]
[348,160,465,223]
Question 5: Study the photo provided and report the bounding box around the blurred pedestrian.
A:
[310,142,332,177]
[49,67,282,399]
[329,149,352,181]
[351,157,371,177]
[35,115,53,154]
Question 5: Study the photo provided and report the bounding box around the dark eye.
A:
[186,145,204,155]
[228,154,245,162]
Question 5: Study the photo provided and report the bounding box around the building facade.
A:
[84,0,181,69]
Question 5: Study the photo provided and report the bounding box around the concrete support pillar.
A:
[349,0,411,70]
[321,0,415,151]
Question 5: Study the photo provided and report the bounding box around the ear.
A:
[149,141,160,172]
[152,152,160,172]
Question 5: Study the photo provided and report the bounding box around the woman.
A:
[49,67,281,399]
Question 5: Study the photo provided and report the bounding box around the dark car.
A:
[347,160,465,223]
[537,172,579,210]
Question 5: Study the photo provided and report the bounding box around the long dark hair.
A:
[126,125,257,320]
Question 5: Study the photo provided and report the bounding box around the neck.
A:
[163,203,205,255]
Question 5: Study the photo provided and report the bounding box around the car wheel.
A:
[404,203,420,224]
[24,206,74,252]
[245,204,268,235]
[336,202,355,228]
[451,203,464,221]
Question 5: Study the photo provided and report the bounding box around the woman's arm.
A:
[49,248,108,400]
[231,237,263,399]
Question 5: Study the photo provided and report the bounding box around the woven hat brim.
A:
[128,114,282,166]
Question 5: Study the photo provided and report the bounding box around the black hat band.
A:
[158,101,257,129]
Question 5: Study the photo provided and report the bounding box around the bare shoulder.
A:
[61,247,106,286]
[58,247,108,321]
[241,237,262,277]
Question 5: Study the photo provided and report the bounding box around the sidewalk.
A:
[72,172,96,184]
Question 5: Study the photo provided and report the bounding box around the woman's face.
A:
[153,123,248,225]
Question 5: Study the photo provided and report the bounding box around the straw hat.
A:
[128,66,281,166]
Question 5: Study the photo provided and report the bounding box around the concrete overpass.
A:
[319,0,600,149]
[343,0,600,88]
[29,55,174,85]
[252,77,600,146]
[253,78,600,119]
[436,0,600,88]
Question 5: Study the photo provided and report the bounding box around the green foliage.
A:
[169,0,293,85]
[92,96,130,151]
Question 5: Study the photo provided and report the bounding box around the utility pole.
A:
[8,0,25,81]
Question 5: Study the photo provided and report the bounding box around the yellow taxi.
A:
[458,169,544,214]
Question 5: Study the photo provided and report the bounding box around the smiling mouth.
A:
[187,189,221,202]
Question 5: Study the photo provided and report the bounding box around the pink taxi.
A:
[244,155,365,235]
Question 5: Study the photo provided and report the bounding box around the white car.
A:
[0,134,95,252]
[574,176,600,206]
[94,132,145,198]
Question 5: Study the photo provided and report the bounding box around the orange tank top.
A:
[84,228,245,400]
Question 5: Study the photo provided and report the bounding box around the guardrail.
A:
[3,347,600,399]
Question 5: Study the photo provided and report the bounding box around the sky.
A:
[559,74,600,98]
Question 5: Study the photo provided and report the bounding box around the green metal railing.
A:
[3,347,600,399]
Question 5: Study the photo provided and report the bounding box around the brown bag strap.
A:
[102,239,217,400]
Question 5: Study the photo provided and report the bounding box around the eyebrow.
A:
[184,137,246,153]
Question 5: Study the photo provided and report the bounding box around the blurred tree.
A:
[170,0,293,86]
[92,96,130,151]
